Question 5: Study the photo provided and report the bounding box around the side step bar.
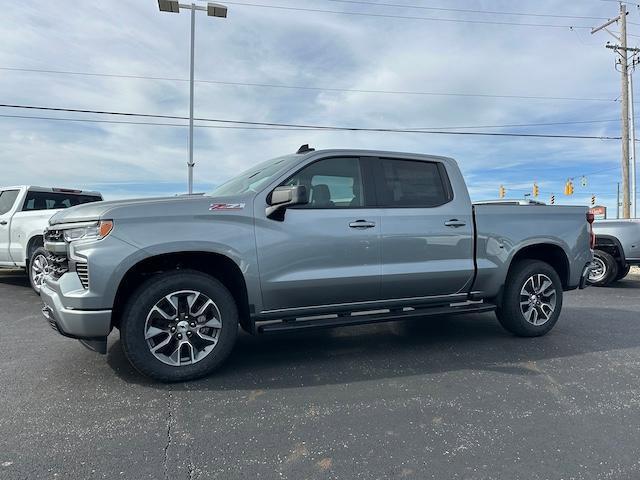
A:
[257,302,496,334]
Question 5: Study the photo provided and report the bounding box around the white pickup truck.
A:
[0,186,102,292]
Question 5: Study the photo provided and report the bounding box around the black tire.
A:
[496,260,563,337]
[28,246,49,295]
[120,270,238,382]
[587,250,618,287]
[614,264,631,282]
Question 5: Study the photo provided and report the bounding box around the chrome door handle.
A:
[444,219,466,228]
[0,221,7,225]
[349,219,376,229]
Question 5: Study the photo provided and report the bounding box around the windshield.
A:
[211,155,294,196]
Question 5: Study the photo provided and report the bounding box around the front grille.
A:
[76,263,89,289]
[46,251,69,279]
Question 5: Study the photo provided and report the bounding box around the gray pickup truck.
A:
[589,219,640,286]
[40,147,594,382]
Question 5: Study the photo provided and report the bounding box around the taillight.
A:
[587,212,595,249]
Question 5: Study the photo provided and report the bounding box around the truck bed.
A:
[472,203,592,298]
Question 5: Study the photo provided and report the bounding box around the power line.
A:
[316,0,610,20]
[0,66,617,102]
[412,118,624,130]
[0,67,186,83]
[220,1,596,29]
[599,1,639,5]
[0,112,628,131]
[0,103,624,140]
[0,114,316,131]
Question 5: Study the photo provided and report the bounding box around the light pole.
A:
[157,0,228,194]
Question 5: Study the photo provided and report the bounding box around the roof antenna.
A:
[296,144,315,154]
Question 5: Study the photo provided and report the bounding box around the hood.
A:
[48,194,253,226]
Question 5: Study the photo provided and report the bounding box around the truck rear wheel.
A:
[120,270,238,382]
[496,260,563,337]
[587,250,618,287]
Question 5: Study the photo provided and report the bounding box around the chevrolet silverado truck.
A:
[0,186,102,293]
[40,147,594,382]
[588,219,640,286]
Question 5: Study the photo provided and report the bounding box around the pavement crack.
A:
[163,390,174,480]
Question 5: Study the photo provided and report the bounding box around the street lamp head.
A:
[207,3,228,18]
[158,0,179,13]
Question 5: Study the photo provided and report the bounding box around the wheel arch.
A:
[507,242,570,290]
[25,234,44,263]
[594,234,626,266]
[111,251,251,332]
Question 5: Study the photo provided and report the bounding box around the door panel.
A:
[0,189,20,263]
[254,156,381,312]
[375,158,475,299]
[255,208,381,311]
[380,207,474,298]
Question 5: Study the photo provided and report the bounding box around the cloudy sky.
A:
[2,0,640,215]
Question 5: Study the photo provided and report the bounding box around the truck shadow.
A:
[106,305,640,390]
[0,271,29,288]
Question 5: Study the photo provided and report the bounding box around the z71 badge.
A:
[209,203,245,211]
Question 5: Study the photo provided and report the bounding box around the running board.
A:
[257,303,496,334]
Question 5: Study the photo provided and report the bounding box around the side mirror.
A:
[266,185,308,219]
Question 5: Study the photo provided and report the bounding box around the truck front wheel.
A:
[28,247,49,295]
[496,260,563,337]
[120,270,238,382]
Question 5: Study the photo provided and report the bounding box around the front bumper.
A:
[40,275,112,340]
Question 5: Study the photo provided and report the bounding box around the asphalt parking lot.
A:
[1,270,640,480]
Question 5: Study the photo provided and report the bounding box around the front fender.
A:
[100,215,260,311]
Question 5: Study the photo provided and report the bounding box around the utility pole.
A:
[621,2,630,219]
[592,3,638,218]
[631,56,638,218]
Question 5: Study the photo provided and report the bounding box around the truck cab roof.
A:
[1,186,102,197]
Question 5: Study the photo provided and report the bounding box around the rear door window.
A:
[376,159,452,208]
[0,190,20,215]
[22,191,101,211]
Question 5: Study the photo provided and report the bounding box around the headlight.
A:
[63,220,113,242]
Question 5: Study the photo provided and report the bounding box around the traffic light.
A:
[581,176,587,188]
[564,179,574,195]
[533,183,539,198]
[499,185,506,198]
[591,194,596,206]
[550,194,555,205]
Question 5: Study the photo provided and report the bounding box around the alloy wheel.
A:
[31,254,49,292]
[519,273,557,326]
[144,290,223,366]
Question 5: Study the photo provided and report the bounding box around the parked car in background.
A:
[0,186,102,293]
[40,147,593,382]
[589,219,640,286]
